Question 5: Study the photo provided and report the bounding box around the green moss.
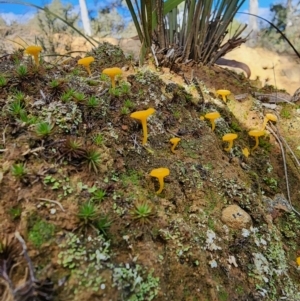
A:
[28,219,55,247]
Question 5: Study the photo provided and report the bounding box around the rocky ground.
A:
[0,39,300,301]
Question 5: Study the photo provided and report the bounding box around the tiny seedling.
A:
[120,82,130,94]
[120,106,129,115]
[95,214,112,236]
[92,133,104,146]
[73,92,85,102]
[16,65,28,77]
[35,121,53,137]
[49,79,59,89]
[60,137,86,160]
[7,99,25,116]
[110,87,121,97]
[11,163,27,178]
[77,201,98,225]
[44,175,60,190]
[92,189,106,202]
[8,206,22,220]
[124,99,135,109]
[0,75,7,87]
[18,111,38,125]
[14,91,25,102]
[130,201,155,226]
[61,88,75,102]
[85,147,101,173]
[86,96,100,107]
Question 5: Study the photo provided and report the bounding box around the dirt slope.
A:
[0,42,300,301]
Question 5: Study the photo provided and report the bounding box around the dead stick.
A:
[266,125,291,203]
[37,198,65,212]
[2,125,8,145]
[14,232,35,282]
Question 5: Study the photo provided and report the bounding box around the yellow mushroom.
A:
[248,130,265,151]
[150,167,170,194]
[25,45,42,66]
[204,111,221,131]
[216,89,231,102]
[222,133,238,152]
[102,67,122,88]
[261,113,277,130]
[170,137,181,153]
[296,257,300,267]
[242,147,250,158]
[78,56,95,76]
[130,108,156,145]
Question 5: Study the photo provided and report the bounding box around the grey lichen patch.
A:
[41,101,82,134]
[57,232,160,300]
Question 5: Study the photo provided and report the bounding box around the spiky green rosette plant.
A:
[126,0,247,65]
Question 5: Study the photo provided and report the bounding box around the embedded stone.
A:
[221,205,252,229]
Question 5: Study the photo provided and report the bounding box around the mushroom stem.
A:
[141,119,148,145]
[111,77,116,89]
[211,120,216,131]
[85,66,92,76]
[156,177,165,194]
[171,144,177,153]
[224,140,234,152]
[33,54,39,66]
[252,137,259,151]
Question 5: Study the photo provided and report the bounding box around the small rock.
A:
[50,208,56,215]
[221,205,252,229]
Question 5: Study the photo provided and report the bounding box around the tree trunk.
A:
[247,0,258,47]
[79,0,92,36]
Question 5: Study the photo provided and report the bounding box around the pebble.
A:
[50,208,56,215]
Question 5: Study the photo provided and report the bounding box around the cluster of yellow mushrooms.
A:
[204,109,277,155]
[23,47,277,195]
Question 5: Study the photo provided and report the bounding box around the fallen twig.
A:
[37,198,65,212]
[22,146,45,156]
[266,125,291,204]
[15,232,36,282]
[0,149,7,152]
[2,124,8,145]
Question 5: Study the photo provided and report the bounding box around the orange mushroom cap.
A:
[102,67,122,88]
[261,113,277,130]
[78,56,94,66]
[78,56,95,76]
[170,137,181,153]
[204,111,221,131]
[222,133,238,152]
[249,130,265,151]
[216,89,231,102]
[130,108,155,145]
[25,45,42,66]
[150,167,170,194]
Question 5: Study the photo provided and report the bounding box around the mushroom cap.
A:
[150,167,170,178]
[102,67,122,78]
[204,111,221,120]
[265,113,277,122]
[170,137,181,144]
[130,108,155,120]
[222,133,238,142]
[25,45,42,56]
[78,56,95,66]
[216,89,231,96]
[248,130,265,137]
